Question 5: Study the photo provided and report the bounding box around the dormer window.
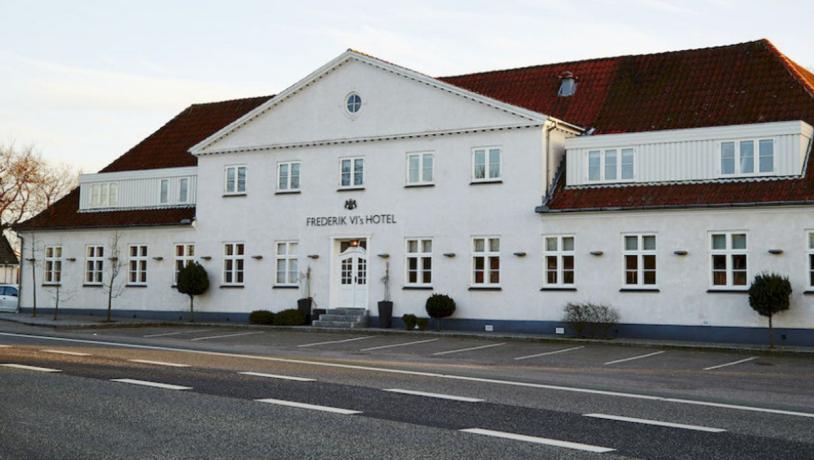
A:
[587,149,634,183]
[720,139,774,176]
[558,71,577,97]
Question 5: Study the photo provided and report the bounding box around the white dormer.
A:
[565,121,813,187]
[79,166,197,212]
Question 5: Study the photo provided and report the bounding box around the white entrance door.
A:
[338,243,368,308]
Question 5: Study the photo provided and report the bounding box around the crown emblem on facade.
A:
[344,199,357,210]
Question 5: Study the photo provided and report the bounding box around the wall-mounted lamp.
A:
[768,249,784,255]
[673,250,688,256]
[307,254,319,260]
[152,256,164,262]
[590,251,604,256]
[377,253,390,259]
[513,252,527,257]
[443,252,456,258]
[66,257,76,262]
[252,255,264,260]
[200,256,212,261]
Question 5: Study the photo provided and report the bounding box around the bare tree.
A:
[47,284,77,321]
[103,232,126,322]
[26,233,41,317]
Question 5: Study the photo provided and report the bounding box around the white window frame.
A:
[405,152,434,186]
[274,241,299,286]
[339,157,365,189]
[85,245,104,285]
[127,244,148,286]
[471,147,502,182]
[622,234,657,288]
[224,165,247,195]
[174,243,195,285]
[543,235,575,287]
[471,236,500,287]
[178,178,189,203]
[709,231,749,289]
[277,161,302,192]
[89,183,119,208]
[223,242,245,286]
[587,148,635,183]
[719,139,775,177]
[44,246,62,285]
[405,238,432,287]
[808,232,814,289]
[160,179,170,204]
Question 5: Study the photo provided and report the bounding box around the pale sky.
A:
[2,0,812,173]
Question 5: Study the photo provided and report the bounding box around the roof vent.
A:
[558,71,577,97]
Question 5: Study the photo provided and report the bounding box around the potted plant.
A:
[378,260,394,328]
[426,293,456,331]
[297,266,314,324]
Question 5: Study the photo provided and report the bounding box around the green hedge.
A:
[249,310,274,325]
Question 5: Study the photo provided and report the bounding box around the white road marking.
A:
[129,359,190,368]
[514,346,585,361]
[432,342,506,356]
[111,379,191,390]
[604,351,665,366]
[298,336,374,348]
[0,344,11,348]
[238,371,316,382]
[360,338,439,351]
[143,329,213,338]
[703,356,757,371]
[190,331,264,342]
[583,413,726,433]
[1,363,61,373]
[384,388,484,402]
[460,428,615,453]
[41,349,91,357]
[4,332,814,419]
[255,398,361,415]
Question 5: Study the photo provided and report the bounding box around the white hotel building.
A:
[16,40,814,345]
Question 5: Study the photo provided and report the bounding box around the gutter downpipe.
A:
[16,235,23,313]
[542,119,559,205]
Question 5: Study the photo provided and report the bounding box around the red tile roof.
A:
[16,96,271,231]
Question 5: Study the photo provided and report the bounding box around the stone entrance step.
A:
[312,308,369,328]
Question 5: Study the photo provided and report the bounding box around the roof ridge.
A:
[761,39,814,99]
[190,94,274,107]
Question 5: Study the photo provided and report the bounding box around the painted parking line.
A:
[1,363,61,373]
[297,336,374,348]
[703,356,757,371]
[514,346,585,361]
[0,344,11,348]
[255,398,361,415]
[583,413,726,433]
[41,349,92,357]
[128,359,191,368]
[384,388,484,402]
[460,428,615,454]
[604,351,665,366]
[360,338,439,352]
[143,329,214,338]
[190,331,264,342]
[111,379,192,390]
[238,371,316,382]
[432,343,506,356]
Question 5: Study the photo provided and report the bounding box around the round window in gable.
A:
[346,93,362,114]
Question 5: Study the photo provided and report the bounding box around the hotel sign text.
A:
[305,214,397,227]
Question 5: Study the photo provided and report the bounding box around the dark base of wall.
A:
[19,308,814,347]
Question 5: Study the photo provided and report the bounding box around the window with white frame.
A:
[710,232,748,288]
[588,149,634,182]
[472,147,501,181]
[472,237,500,286]
[85,245,104,285]
[339,158,364,188]
[160,179,169,204]
[623,234,657,287]
[44,246,62,285]
[808,232,814,289]
[223,243,245,285]
[275,241,298,286]
[406,153,433,185]
[277,162,301,192]
[178,178,189,203]
[543,236,574,287]
[90,183,119,208]
[174,243,195,284]
[406,238,432,286]
[224,165,247,194]
[128,245,148,286]
[720,139,774,176]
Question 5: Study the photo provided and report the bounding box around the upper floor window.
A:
[225,165,247,195]
[178,178,189,203]
[588,149,634,182]
[128,245,148,286]
[346,93,362,114]
[472,237,500,287]
[623,234,657,287]
[406,238,432,286]
[472,148,501,182]
[278,162,301,192]
[160,179,169,204]
[275,241,299,286]
[174,243,195,285]
[44,246,62,285]
[90,183,118,208]
[340,158,364,188]
[720,139,774,176]
[223,242,245,285]
[710,232,747,288]
[543,235,574,287]
[406,152,433,185]
[85,245,104,285]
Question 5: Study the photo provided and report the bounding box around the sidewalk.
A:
[1,311,813,355]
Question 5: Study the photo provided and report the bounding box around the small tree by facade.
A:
[425,293,456,330]
[748,273,792,349]
[177,262,209,322]
[103,232,126,322]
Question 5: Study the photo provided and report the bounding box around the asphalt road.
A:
[1,323,813,459]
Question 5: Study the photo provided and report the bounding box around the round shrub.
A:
[416,318,429,331]
[748,272,792,348]
[425,293,456,330]
[274,308,307,326]
[249,310,274,325]
[402,314,417,330]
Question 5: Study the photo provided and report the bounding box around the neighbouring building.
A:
[15,39,814,345]
[0,235,19,285]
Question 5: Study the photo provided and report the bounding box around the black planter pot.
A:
[377,301,393,328]
[297,297,314,323]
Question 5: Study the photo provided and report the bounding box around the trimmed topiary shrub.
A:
[249,310,274,325]
[748,272,792,349]
[563,303,619,339]
[402,314,417,330]
[274,308,307,326]
[176,262,210,322]
[425,293,456,330]
[416,318,429,331]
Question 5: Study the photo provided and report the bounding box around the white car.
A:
[0,284,19,312]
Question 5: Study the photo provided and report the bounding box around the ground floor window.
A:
[405,238,432,286]
[44,246,62,285]
[623,234,656,287]
[275,241,298,285]
[128,245,148,286]
[472,237,500,286]
[710,232,747,288]
[223,243,245,285]
[809,232,814,288]
[174,244,195,284]
[543,235,574,287]
[85,245,104,285]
